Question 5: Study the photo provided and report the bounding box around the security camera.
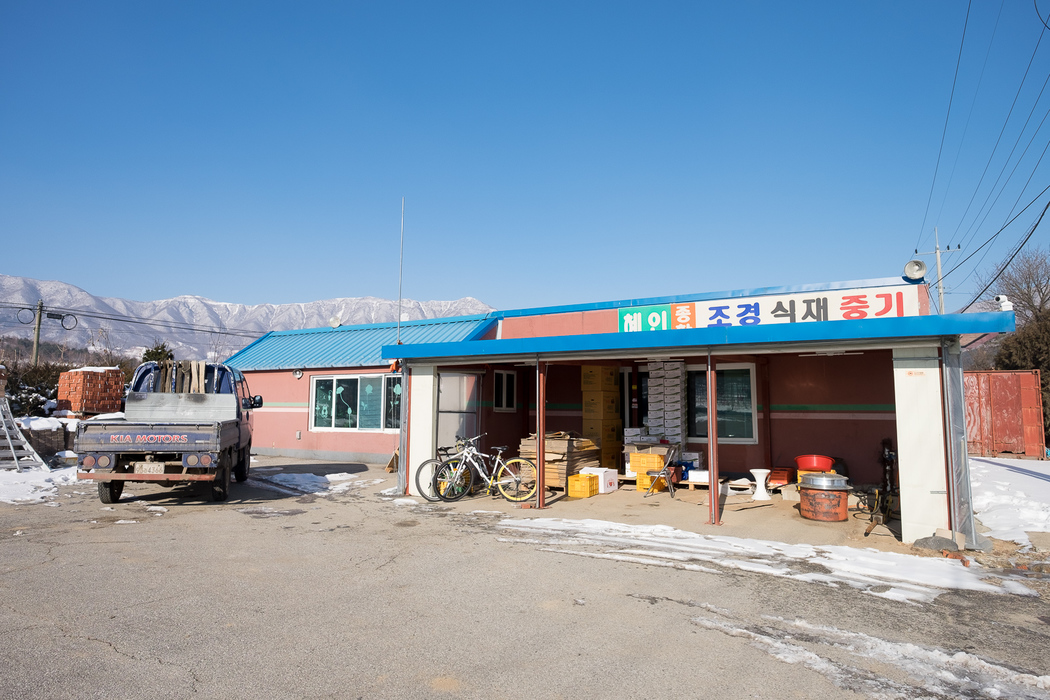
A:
[994,295,1006,303]
[994,295,1014,312]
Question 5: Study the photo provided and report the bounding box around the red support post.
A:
[707,353,722,525]
[536,361,547,508]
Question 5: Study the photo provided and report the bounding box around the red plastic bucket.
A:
[794,454,834,471]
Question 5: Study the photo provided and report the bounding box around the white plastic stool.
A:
[750,468,771,501]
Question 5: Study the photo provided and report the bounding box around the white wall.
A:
[892,347,950,543]
[406,365,438,497]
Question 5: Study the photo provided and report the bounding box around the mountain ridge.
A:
[0,274,494,361]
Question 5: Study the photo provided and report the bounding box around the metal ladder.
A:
[0,398,47,471]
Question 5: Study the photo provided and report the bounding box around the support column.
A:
[406,365,438,497]
[892,347,950,542]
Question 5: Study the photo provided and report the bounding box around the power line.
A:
[948,7,1048,249]
[0,302,260,339]
[915,0,973,253]
[959,198,1050,312]
[940,180,1050,283]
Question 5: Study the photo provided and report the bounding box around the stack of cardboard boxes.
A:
[579,366,622,471]
[57,367,125,415]
[643,361,686,447]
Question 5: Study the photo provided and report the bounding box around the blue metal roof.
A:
[226,315,495,371]
[381,312,1015,362]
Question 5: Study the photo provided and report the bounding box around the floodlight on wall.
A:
[328,316,341,329]
[903,259,927,281]
[292,369,303,379]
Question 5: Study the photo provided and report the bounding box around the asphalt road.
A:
[1,463,1049,699]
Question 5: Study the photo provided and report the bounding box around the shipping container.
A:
[964,370,1045,458]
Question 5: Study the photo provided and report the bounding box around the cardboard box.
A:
[582,418,622,445]
[582,391,620,420]
[581,467,619,494]
[600,452,621,470]
[581,365,619,392]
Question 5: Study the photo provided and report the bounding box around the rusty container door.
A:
[1019,371,1046,457]
[964,372,989,455]
[964,370,1045,457]
[989,372,1025,454]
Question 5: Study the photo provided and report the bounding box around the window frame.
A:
[493,370,517,413]
[309,373,403,433]
[685,362,758,445]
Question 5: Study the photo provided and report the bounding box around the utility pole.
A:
[31,299,43,366]
[916,228,960,314]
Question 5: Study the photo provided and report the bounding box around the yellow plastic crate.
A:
[629,453,665,471]
[636,473,667,492]
[568,473,600,498]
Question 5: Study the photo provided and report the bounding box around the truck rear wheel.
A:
[98,480,124,504]
[234,442,251,483]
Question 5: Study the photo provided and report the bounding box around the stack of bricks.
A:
[57,368,125,415]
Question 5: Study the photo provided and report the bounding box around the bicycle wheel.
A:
[496,458,538,502]
[414,458,444,502]
[434,459,473,502]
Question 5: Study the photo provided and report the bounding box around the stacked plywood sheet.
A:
[519,432,600,490]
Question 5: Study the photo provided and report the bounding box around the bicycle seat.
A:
[492,446,508,453]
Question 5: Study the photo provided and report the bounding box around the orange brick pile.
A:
[57,368,125,415]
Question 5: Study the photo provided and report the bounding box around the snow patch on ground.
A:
[0,466,81,504]
[499,517,1036,604]
[969,457,1050,547]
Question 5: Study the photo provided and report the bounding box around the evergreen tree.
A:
[142,341,174,364]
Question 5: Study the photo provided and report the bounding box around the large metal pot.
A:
[800,472,850,491]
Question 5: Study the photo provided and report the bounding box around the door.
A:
[436,373,481,449]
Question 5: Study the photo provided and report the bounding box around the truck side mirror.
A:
[241,398,252,410]
[252,396,264,409]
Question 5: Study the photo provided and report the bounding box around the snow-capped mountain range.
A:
[0,274,494,361]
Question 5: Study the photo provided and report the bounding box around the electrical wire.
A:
[915,0,973,253]
[959,198,1050,312]
[940,180,1050,282]
[935,0,1006,228]
[948,8,1048,249]
[0,302,260,339]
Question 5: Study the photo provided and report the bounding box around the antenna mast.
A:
[397,197,405,344]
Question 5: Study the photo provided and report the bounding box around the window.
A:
[493,370,516,412]
[311,374,402,431]
[686,364,757,444]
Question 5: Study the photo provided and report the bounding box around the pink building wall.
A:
[244,367,399,463]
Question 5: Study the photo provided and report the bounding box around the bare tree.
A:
[976,245,1050,325]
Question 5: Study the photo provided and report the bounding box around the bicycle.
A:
[414,444,458,503]
[863,438,900,537]
[433,434,538,503]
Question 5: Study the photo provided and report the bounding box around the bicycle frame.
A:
[438,434,528,499]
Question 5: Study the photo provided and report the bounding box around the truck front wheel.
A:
[98,480,124,504]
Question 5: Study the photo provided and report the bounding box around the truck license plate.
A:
[136,463,164,475]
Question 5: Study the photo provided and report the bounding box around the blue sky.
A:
[2,1,1049,312]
